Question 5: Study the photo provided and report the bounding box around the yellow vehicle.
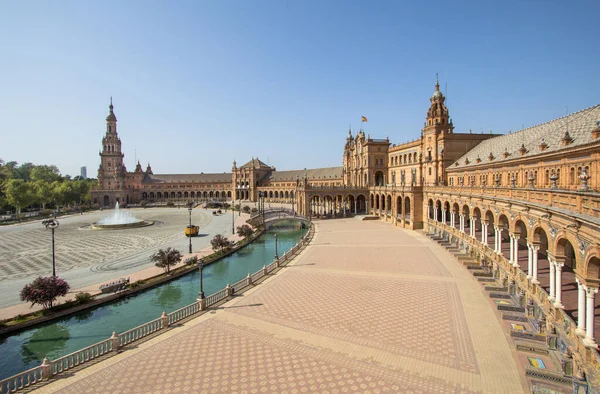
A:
[185,225,199,237]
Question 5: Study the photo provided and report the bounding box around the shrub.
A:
[20,276,70,311]
[242,205,251,214]
[14,314,26,322]
[75,292,93,304]
[236,224,253,238]
[211,234,233,252]
[166,202,175,207]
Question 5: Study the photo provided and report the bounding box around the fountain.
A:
[92,202,153,229]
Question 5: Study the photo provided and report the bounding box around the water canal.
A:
[0,222,303,380]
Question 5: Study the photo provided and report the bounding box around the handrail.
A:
[118,318,163,347]
[205,288,228,307]
[51,338,112,375]
[0,222,315,392]
[168,302,199,325]
[0,366,42,394]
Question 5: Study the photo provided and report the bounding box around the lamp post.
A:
[198,258,205,299]
[232,198,235,234]
[188,207,193,253]
[274,233,278,259]
[41,219,59,277]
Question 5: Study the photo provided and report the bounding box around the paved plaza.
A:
[0,207,241,311]
[38,219,528,393]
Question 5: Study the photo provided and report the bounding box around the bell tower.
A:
[97,98,126,191]
[422,75,453,185]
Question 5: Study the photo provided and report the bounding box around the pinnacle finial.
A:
[435,73,439,91]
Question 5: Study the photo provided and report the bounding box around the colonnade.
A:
[427,202,599,347]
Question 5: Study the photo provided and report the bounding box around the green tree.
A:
[150,247,182,275]
[3,179,35,217]
[34,180,53,209]
[20,276,70,311]
[30,165,61,183]
[14,162,34,181]
[242,205,251,214]
[236,224,253,238]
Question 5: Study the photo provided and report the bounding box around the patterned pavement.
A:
[0,208,235,308]
[38,219,527,393]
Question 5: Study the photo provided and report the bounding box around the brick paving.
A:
[38,219,528,393]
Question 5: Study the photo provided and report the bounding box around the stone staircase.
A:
[425,232,588,393]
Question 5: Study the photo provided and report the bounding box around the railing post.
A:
[275,257,280,267]
[263,264,268,276]
[110,331,120,353]
[40,357,53,381]
[161,311,168,329]
[247,273,252,286]
[198,297,206,311]
[226,283,232,297]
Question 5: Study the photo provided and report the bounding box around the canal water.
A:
[0,222,303,380]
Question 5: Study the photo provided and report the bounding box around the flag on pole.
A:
[361,116,368,122]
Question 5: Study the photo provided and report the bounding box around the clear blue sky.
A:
[1,0,598,177]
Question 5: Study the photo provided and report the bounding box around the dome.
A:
[431,90,444,100]
[106,99,117,122]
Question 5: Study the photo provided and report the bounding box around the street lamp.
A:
[274,233,278,259]
[198,258,205,299]
[232,198,235,234]
[188,207,193,254]
[41,219,59,277]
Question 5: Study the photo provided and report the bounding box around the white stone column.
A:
[554,262,564,309]
[584,287,598,347]
[548,259,556,301]
[434,206,438,222]
[526,243,533,280]
[509,234,514,263]
[354,200,357,214]
[575,279,586,336]
[459,214,464,232]
[481,223,487,245]
[450,212,454,228]
[532,246,539,284]
[427,206,431,220]
[441,209,446,224]
[471,218,476,238]
[512,236,520,267]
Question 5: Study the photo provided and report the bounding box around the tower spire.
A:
[435,73,440,91]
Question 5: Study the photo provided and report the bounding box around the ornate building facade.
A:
[91,82,600,378]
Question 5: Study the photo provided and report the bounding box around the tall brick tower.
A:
[421,75,454,185]
[97,98,127,205]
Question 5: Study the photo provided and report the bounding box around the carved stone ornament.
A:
[494,208,499,215]
[510,212,515,220]
[578,239,588,257]
[548,226,557,239]
[528,218,536,228]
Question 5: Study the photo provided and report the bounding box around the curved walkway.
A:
[38,219,527,393]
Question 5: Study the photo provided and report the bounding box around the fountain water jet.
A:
[92,202,153,229]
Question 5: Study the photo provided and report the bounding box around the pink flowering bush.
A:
[20,276,70,311]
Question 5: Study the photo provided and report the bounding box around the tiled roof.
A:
[241,158,270,169]
[451,104,600,169]
[143,173,232,183]
[268,167,343,182]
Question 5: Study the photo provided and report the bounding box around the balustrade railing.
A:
[0,366,43,394]
[0,223,314,393]
[118,318,163,347]
[168,302,199,325]
[51,338,112,375]
[428,219,600,374]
